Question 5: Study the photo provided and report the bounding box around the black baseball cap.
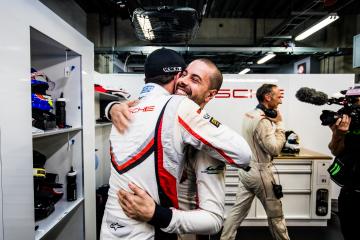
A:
[144,48,186,79]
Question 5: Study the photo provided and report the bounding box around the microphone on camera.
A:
[295,87,329,106]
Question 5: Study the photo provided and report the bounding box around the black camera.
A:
[296,86,360,130]
[319,93,360,129]
[272,182,283,199]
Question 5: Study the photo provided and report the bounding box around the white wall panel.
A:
[0,1,94,239]
[94,73,354,200]
[0,128,3,240]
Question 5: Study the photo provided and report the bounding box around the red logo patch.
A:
[130,106,155,113]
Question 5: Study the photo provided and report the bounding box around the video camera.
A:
[295,86,360,129]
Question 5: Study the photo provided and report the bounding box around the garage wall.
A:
[94,73,354,199]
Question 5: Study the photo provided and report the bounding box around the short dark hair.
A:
[197,59,223,91]
[256,84,277,102]
[144,74,176,84]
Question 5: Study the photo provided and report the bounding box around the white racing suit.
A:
[100,83,251,240]
[221,108,290,240]
[176,148,225,240]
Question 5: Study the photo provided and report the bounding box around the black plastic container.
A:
[56,94,66,128]
[66,167,77,201]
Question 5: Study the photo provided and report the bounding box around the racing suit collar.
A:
[139,83,171,99]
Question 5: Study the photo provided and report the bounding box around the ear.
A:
[204,89,218,104]
[175,72,182,80]
[264,93,272,102]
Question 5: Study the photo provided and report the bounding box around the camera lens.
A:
[320,110,338,126]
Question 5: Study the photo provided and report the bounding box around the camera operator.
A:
[328,96,360,240]
[221,84,290,240]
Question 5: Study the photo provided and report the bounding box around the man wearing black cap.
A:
[115,58,229,240]
[100,48,251,240]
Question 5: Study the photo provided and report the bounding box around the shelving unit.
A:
[32,127,82,138]
[95,91,122,101]
[94,91,120,188]
[92,73,143,191]
[0,2,95,239]
[35,197,84,239]
[94,91,122,123]
[31,27,85,239]
[95,123,112,128]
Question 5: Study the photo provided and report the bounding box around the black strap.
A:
[153,97,177,240]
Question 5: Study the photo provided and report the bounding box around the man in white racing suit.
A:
[220,84,290,240]
[176,148,225,240]
[100,48,251,240]
[115,59,228,240]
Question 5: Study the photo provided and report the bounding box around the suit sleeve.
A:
[177,98,252,168]
[255,119,286,156]
[104,100,126,120]
[160,151,225,234]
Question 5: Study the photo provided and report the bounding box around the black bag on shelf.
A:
[33,151,63,221]
[32,109,56,130]
[34,192,55,221]
[31,79,49,95]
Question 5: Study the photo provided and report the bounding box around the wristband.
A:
[147,204,172,228]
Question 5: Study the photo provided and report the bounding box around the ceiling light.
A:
[132,8,200,43]
[257,52,276,64]
[115,0,126,7]
[238,68,250,74]
[295,13,339,41]
[135,14,155,41]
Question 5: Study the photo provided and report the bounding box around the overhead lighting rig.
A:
[295,13,339,41]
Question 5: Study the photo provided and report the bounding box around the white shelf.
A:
[95,122,112,128]
[32,127,82,139]
[95,91,121,101]
[35,197,84,240]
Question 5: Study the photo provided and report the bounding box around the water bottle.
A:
[56,92,66,128]
[66,167,77,201]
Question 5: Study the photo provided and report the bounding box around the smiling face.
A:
[174,60,219,108]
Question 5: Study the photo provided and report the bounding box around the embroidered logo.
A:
[163,66,183,72]
[203,113,211,119]
[201,164,225,174]
[110,222,125,231]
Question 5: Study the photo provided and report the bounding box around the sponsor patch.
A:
[203,113,211,119]
[201,164,225,174]
[210,117,221,128]
[140,85,154,95]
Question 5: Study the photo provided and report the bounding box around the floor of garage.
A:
[209,212,343,240]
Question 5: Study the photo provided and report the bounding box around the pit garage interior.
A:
[1,1,360,240]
